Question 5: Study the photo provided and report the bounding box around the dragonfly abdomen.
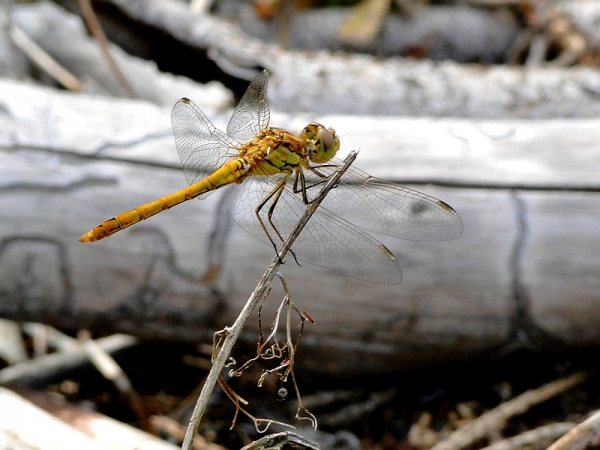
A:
[79,159,249,243]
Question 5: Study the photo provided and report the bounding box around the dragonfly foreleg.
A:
[309,165,343,191]
[307,164,337,178]
[295,165,340,204]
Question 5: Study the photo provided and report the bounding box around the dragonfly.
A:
[79,70,462,284]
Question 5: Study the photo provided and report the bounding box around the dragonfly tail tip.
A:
[78,232,95,243]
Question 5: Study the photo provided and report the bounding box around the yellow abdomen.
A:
[79,159,248,242]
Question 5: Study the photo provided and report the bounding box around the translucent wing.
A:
[302,158,463,241]
[222,154,462,283]
[223,176,403,284]
[226,70,270,142]
[171,98,241,187]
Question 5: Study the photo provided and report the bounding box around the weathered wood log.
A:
[2,79,600,376]
[0,387,182,450]
[0,334,137,388]
[16,0,600,119]
[99,0,600,118]
[217,3,519,62]
[12,1,232,109]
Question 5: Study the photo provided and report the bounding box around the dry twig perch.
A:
[182,151,358,450]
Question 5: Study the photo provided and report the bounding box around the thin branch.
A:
[547,409,600,450]
[150,415,226,450]
[0,334,138,388]
[76,0,136,97]
[9,24,82,91]
[240,431,320,450]
[181,151,358,450]
[431,370,593,450]
[217,375,291,433]
[78,331,152,433]
[480,422,575,450]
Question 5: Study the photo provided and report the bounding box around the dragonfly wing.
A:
[303,158,463,241]
[226,70,270,142]
[171,98,241,188]
[223,177,402,284]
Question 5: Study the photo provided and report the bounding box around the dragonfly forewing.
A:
[172,98,241,190]
[226,69,270,142]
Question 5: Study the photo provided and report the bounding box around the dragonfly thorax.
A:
[300,123,340,164]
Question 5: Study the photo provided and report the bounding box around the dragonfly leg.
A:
[292,170,307,203]
[266,179,303,267]
[255,175,289,259]
[309,165,343,191]
[255,173,301,266]
[307,164,337,178]
[295,165,339,204]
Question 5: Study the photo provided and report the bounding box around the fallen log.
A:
[102,0,600,118]
[1,79,600,376]
[0,387,182,450]
[16,1,600,118]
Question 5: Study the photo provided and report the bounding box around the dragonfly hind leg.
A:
[254,173,301,266]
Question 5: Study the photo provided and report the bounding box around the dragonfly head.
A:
[302,123,340,164]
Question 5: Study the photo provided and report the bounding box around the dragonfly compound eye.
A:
[309,125,339,164]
